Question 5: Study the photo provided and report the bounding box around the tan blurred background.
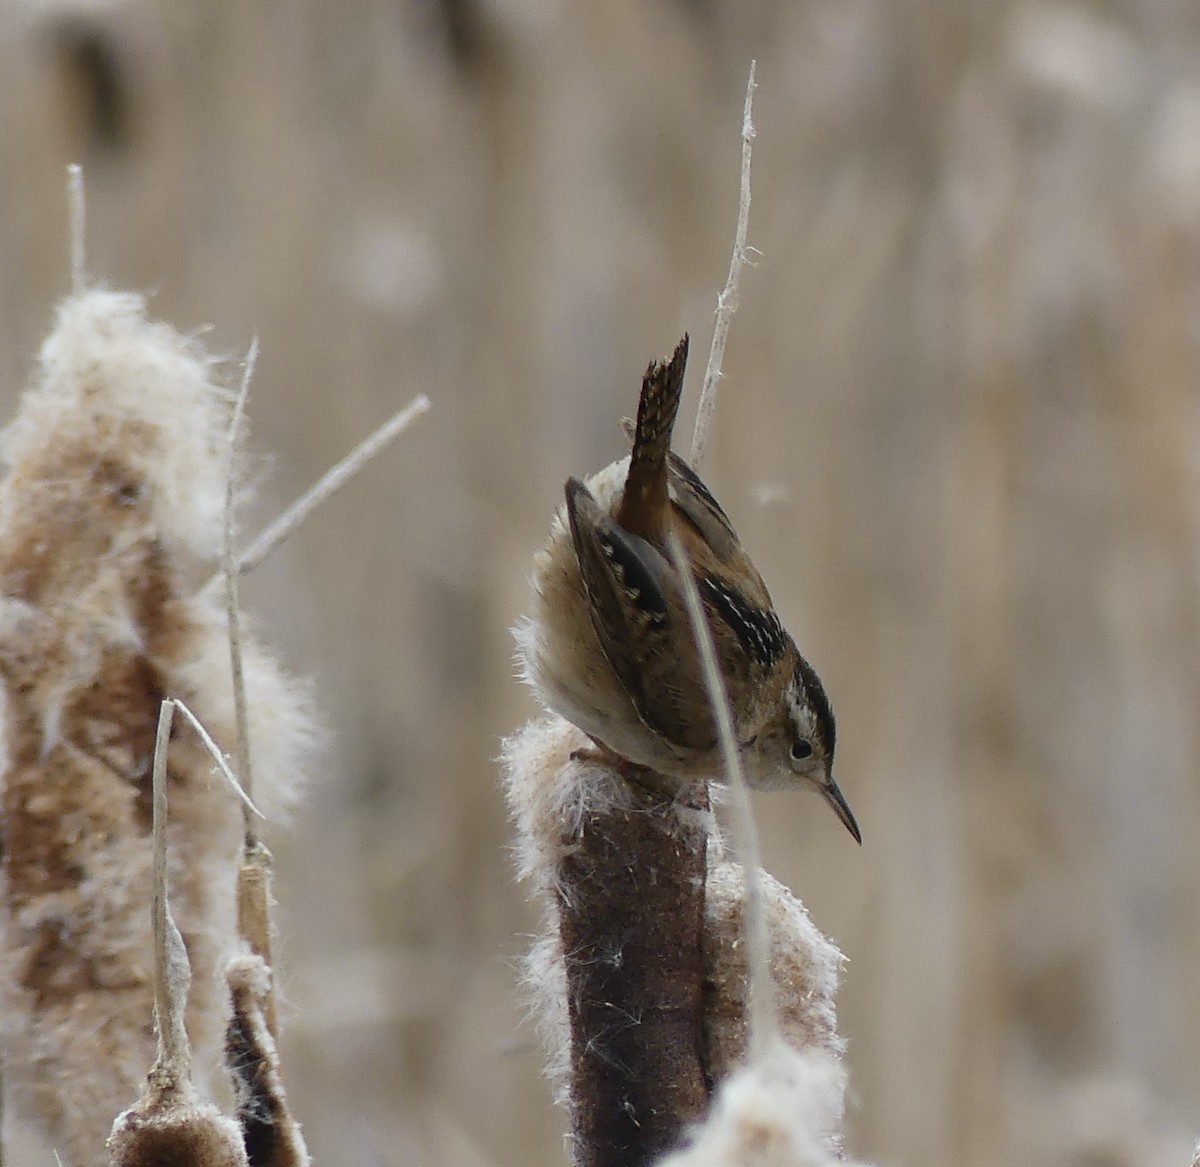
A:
[4,0,1200,1163]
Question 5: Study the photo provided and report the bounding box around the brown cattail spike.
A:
[225,955,310,1167]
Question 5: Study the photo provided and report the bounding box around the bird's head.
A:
[741,656,860,843]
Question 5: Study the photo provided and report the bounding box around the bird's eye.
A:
[790,740,813,761]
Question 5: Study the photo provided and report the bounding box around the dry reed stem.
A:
[67,164,85,295]
[150,701,190,1078]
[169,698,262,821]
[224,341,257,817]
[663,522,851,1165]
[689,61,757,469]
[137,694,292,1167]
[106,700,248,1167]
[200,393,431,599]
[233,846,278,1041]
[666,529,775,1061]
[217,352,285,1045]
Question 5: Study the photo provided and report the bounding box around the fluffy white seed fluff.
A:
[170,604,319,822]
[5,290,231,562]
[702,855,847,1080]
[501,713,650,893]
[658,1045,868,1167]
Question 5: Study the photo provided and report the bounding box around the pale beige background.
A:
[3,2,1200,1164]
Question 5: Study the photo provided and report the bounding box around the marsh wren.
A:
[518,336,859,842]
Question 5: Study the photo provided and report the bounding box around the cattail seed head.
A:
[0,289,317,1164]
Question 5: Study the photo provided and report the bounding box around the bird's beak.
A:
[821,776,861,845]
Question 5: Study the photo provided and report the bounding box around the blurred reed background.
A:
[3,1,1200,1164]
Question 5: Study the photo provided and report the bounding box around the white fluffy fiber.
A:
[172,600,320,822]
[4,289,232,562]
[659,1044,867,1167]
[702,855,846,1078]
[500,714,643,893]
[5,288,320,820]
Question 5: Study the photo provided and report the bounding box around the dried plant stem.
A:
[150,701,191,1080]
[557,769,710,1167]
[235,844,278,1038]
[201,393,431,598]
[689,61,757,469]
[219,344,283,1045]
[170,698,264,820]
[224,339,258,822]
[67,164,86,294]
[108,700,249,1167]
[666,531,776,1060]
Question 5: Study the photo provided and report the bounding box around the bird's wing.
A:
[666,451,778,619]
[664,450,739,556]
[565,477,714,751]
[697,574,791,672]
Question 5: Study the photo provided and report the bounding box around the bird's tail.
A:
[616,333,689,539]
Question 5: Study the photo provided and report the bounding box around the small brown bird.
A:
[518,335,859,842]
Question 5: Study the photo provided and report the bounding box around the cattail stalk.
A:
[558,772,710,1165]
[502,721,712,1167]
[219,345,280,1042]
[215,350,309,1165]
[224,955,310,1167]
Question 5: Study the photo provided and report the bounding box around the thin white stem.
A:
[690,61,757,469]
[67,164,86,295]
[225,340,257,817]
[200,393,431,597]
[666,529,777,1062]
[151,699,192,1073]
[170,697,264,820]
